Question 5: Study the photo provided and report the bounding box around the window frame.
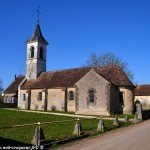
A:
[30,46,34,58]
[88,89,95,103]
[23,93,26,101]
[38,92,42,101]
[68,91,74,100]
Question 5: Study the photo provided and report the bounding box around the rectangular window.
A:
[38,92,42,101]
[23,93,26,101]
[69,91,74,100]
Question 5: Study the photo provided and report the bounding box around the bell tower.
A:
[26,21,48,80]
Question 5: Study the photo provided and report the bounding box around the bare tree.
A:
[85,52,134,82]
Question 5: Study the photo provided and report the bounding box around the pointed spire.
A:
[26,21,48,45]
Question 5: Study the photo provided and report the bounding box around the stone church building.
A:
[4,22,135,116]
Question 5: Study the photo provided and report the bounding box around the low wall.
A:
[0,103,17,108]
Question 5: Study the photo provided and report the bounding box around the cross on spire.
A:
[36,5,41,22]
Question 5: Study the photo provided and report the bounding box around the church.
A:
[4,21,135,116]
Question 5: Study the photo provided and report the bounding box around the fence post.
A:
[113,114,120,127]
[31,122,45,146]
[73,118,83,136]
[97,116,105,131]
[125,113,130,123]
[132,112,139,123]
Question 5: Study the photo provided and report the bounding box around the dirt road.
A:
[57,120,150,150]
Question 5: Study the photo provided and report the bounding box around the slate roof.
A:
[21,65,134,90]
[135,85,150,96]
[4,76,25,94]
[26,21,48,45]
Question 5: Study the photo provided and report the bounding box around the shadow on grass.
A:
[0,137,31,146]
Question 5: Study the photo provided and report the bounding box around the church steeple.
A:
[26,22,48,80]
[26,21,48,45]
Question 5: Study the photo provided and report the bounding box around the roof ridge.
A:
[137,84,150,86]
[46,67,92,73]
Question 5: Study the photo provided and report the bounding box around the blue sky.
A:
[1,0,150,90]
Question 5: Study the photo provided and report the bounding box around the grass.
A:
[0,109,131,146]
[110,114,135,119]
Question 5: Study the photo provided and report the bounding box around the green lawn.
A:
[0,109,130,146]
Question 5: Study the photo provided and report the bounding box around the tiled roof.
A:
[21,65,134,90]
[95,66,134,87]
[4,76,25,94]
[21,67,91,89]
[26,21,48,45]
[135,85,150,96]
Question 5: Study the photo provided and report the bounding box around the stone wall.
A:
[75,69,110,116]
[119,87,134,114]
[135,96,150,109]
[67,87,76,112]
[18,90,27,109]
[135,96,150,104]
[30,89,43,110]
[19,87,76,112]
[47,88,65,111]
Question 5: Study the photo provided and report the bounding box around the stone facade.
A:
[75,69,110,116]
[26,42,47,80]
[67,87,76,112]
[18,87,76,112]
[18,69,134,115]
[135,96,150,109]
[47,88,65,111]
[119,87,134,114]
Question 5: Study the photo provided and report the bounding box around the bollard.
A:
[97,116,105,131]
[132,112,139,124]
[125,113,130,123]
[31,122,46,146]
[113,114,120,127]
[73,118,84,136]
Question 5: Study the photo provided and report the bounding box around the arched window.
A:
[69,91,74,100]
[38,92,42,101]
[23,93,26,101]
[40,47,43,59]
[89,90,95,103]
[30,46,34,58]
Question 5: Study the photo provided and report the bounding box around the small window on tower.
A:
[30,46,34,58]
[40,47,43,59]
